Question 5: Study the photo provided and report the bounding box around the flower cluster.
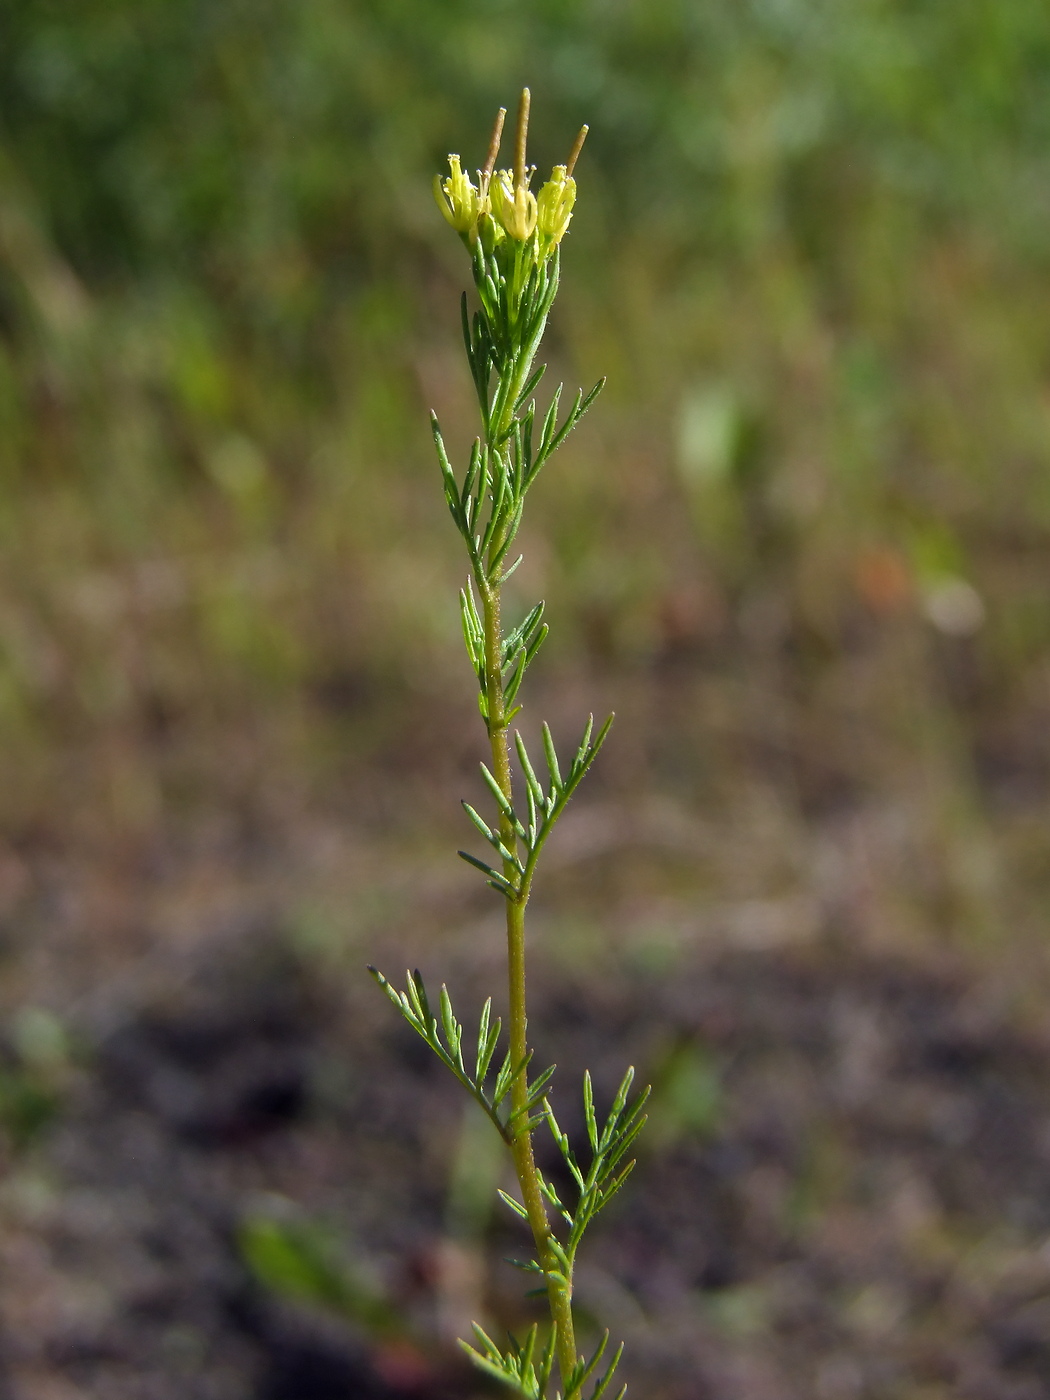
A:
[434,91,585,261]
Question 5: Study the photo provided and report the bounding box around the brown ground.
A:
[1,887,1049,1400]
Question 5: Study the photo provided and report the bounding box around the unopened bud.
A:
[536,166,576,246]
[490,169,538,242]
[434,155,480,236]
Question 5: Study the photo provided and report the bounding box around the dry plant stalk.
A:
[371,90,647,1400]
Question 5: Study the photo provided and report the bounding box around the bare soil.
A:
[3,923,1049,1400]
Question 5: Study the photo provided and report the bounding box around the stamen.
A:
[565,125,589,178]
[514,88,531,190]
[481,107,507,185]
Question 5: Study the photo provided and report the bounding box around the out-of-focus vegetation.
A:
[2,0,1050,948]
[0,0,1049,1042]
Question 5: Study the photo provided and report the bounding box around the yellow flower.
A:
[490,168,538,242]
[536,165,576,246]
[434,155,480,236]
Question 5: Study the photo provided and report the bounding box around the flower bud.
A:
[490,169,538,242]
[434,155,480,236]
[536,165,576,246]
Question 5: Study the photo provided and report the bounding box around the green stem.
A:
[474,273,579,1390]
[481,577,577,1389]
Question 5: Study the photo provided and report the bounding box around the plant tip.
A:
[482,107,507,184]
[514,88,531,189]
[565,125,589,178]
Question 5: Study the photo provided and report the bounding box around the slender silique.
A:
[370,90,647,1400]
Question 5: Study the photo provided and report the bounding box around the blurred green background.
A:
[1,0,1049,965]
[2,2,1050,1394]
[2,2,1050,952]
[2,0,1050,936]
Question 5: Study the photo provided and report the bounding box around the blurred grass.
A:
[0,0,1049,965]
